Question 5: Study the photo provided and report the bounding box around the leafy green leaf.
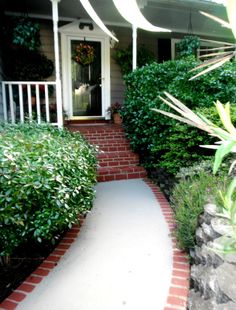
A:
[213,141,236,174]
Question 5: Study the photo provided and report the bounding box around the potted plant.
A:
[107,102,122,124]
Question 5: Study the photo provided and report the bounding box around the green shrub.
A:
[0,123,97,256]
[150,105,236,174]
[122,58,236,174]
[170,162,228,252]
[176,35,200,58]
[114,44,156,75]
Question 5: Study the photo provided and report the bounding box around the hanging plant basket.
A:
[72,43,95,66]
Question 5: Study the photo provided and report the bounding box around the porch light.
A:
[112,0,171,32]
[79,0,118,42]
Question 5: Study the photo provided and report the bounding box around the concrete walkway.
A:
[17,179,173,310]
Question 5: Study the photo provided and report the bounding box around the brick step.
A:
[87,139,130,147]
[77,126,124,135]
[98,151,139,167]
[97,166,147,182]
[97,145,131,152]
[98,151,139,160]
[82,134,127,142]
[99,159,139,168]
[83,134,126,140]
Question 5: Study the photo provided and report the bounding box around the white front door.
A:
[60,22,111,120]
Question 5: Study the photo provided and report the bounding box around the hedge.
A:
[0,123,97,256]
[122,57,236,175]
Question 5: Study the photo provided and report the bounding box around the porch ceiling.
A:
[3,0,233,40]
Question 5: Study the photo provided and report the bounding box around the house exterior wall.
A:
[110,26,132,106]
[39,20,56,81]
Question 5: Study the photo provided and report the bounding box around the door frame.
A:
[59,21,111,120]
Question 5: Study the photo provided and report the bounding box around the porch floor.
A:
[15,179,176,310]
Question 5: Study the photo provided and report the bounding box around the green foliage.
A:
[0,123,97,256]
[114,44,156,75]
[4,50,54,81]
[11,17,41,51]
[151,105,236,174]
[122,58,236,174]
[3,16,41,51]
[150,121,212,175]
[176,35,200,58]
[171,162,228,251]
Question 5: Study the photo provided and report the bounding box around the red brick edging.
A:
[0,220,84,310]
[0,179,190,310]
[144,178,190,310]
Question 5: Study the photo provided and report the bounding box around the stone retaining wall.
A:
[188,203,236,309]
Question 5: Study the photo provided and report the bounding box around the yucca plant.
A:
[153,0,236,253]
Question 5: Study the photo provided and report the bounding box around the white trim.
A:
[60,21,111,120]
[132,25,137,70]
[50,0,63,128]
[171,38,180,60]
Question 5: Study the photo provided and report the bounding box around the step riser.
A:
[97,164,147,181]
[98,166,145,174]
[85,140,130,146]
[98,146,131,152]
[82,134,126,140]
[79,130,124,136]
[99,160,139,167]
[97,171,147,182]
[98,152,139,160]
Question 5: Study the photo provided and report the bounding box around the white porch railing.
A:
[1,81,63,127]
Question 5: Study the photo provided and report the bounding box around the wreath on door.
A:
[72,43,95,66]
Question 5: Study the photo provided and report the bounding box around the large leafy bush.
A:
[0,123,97,256]
[122,57,236,174]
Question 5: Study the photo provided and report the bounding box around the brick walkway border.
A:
[144,178,190,310]
[0,179,190,310]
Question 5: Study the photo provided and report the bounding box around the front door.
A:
[71,40,102,117]
[60,22,111,121]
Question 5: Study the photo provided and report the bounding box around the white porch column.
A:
[132,25,137,70]
[50,0,63,128]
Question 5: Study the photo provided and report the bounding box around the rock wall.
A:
[188,204,236,310]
